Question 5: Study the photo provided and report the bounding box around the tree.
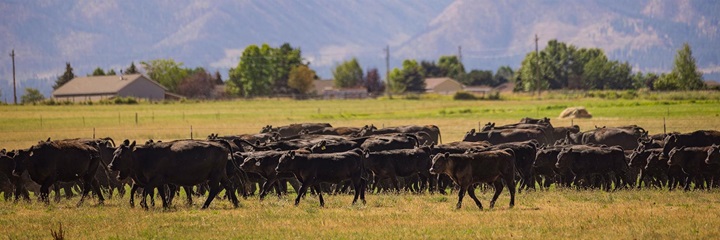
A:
[107,69,117,76]
[177,70,215,99]
[141,59,188,92]
[271,43,303,95]
[389,59,425,93]
[364,68,385,94]
[462,70,494,86]
[672,43,704,90]
[494,66,514,86]
[228,44,273,97]
[53,62,75,90]
[125,62,139,74]
[288,65,316,95]
[21,88,44,104]
[420,60,446,78]
[214,70,223,85]
[333,58,363,88]
[91,67,106,76]
[437,55,465,80]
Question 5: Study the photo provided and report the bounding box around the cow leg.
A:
[220,177,239,208]
[489,180,505,209]
[316,184,325,207]
[129,184,140,207]
[183,186,193,206]
[466,187,483,210]
[295,182,310,206]
[258,179,275,200]
[92,178,104,205]
[455,185,467,209]
[53,184,61,203]
[391,177,401,194]
[155,185,170,209]
[201,181,222,209]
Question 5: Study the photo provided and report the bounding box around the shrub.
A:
[453,91,478,100]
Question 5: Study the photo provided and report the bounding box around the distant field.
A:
[2,95,720,239]
[1,96,719,149]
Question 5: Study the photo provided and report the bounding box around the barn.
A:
[424,77,463,94]
[52,74,168,102]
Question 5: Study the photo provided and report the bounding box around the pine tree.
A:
[53,62,75,90]
[125,62,139,74]
[673,43,704,90]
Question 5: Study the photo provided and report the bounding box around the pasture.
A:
[2,95,720,239]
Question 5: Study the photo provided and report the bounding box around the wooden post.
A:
[135,112,138,125]
[663,117,667,135]
[93,128,96,139]
[190,125,193,140]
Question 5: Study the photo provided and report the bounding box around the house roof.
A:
[424,77,462,90]
[52,74,167,96]
[313,79,335,93]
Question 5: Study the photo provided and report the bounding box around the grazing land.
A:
[2,94,720,239]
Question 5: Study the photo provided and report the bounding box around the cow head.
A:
[666,146,685,166]
[481,122,494,132]
[644,152,662,172]
[108,140,136,180]
[555,148,575,170]
[660,134,678,160]
[429,152,450,175]
[260,125,273,134]
[239,156,260,172]
[627,148,644,169]
[705,144,720,165]
[276,151,296,173]
[11,148,31,177]
[309,140,327,153]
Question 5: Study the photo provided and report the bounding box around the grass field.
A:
[2,95,720,239]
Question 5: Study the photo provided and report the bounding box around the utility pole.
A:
[535,34,540,98]
[10,49,17,105]
[458,45,463,64]
[385,45,391,97]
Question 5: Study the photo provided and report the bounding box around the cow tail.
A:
[436,126,443,144]
[102,137,116,147]
[217,140,240,171]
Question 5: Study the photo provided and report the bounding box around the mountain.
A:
[0,0,718,99]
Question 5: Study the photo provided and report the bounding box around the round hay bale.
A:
[559,107,592,119]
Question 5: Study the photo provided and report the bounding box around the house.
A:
[424,77,463,94]
[52,74,168,102]
[312,79,368,99]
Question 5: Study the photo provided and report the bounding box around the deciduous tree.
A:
[21,88,44,104]
[288,65,316,95]
[333,58,363,88]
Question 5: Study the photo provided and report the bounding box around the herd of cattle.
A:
[1,118,720,210]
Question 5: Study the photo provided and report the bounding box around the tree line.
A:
[37,40,706,103]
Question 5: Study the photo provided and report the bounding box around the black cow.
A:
[357,125,442,145]
[237,150,300,199]
[261,123,332,137]
[667,146,719,191]
[661,130,720,160]
[566,127,645,150]
[555,145,630,191]
[644,152,686,190]
[429,149,516,210]
[627,147,663,188]
[471,140,538,191]
[463,128,548,145]
[12,141,104,206]
[360,134,419,152]
[275,149,366,207]
[109,140,238,209]
[363,146,433,193]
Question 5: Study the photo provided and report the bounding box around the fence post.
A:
[93,128,96,139]
[135,112,138,125]
[190,125,193,140]
[83,116,85,127]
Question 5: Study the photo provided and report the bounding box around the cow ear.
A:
[443,152,450,158]
[255,161,261,167]
[129,141,136,149]
[364,150,370,158]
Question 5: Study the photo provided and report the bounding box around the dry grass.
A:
[1,96,720,238]
[1,190,719,239]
